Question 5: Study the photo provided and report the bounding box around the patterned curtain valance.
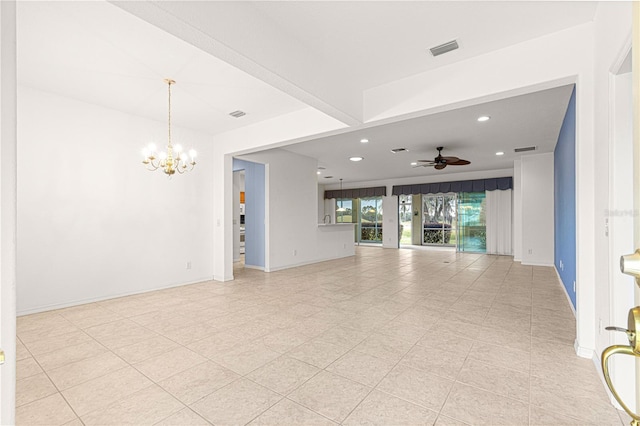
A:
[392,177,512,196]
[324,186,387,199]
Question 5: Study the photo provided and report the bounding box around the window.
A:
[336,196,383,244]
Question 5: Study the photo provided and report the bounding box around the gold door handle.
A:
[621,249,640,279]
[0,349,4,365]
[602,345,640,426]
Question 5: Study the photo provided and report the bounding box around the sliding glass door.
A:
[360,197,383,243]
[422,194,457,246]
[457,192,487,252]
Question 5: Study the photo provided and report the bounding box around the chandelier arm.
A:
[145,158,160,171]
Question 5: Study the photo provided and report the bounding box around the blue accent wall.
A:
[554,87,576,308]
[233,159,265,269]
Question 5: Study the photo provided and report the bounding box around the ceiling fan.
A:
[414,146,471,170]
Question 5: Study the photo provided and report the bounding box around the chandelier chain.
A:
[167,79,172,149]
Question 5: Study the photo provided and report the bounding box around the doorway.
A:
[232,158,266,271]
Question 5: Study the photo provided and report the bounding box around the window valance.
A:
[392,177,512,196]
[324,186,387,199]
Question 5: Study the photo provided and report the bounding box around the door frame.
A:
[606,39,635,411]
[632,1,640,411]
[0,1,17,423]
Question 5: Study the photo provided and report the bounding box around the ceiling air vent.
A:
[430,40,459,57]
[229,110,246,118]
[391,148,409,154]
[514,146,537,153]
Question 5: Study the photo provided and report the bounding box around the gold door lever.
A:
[605,326,636,343]
[602,345,640,426]
[0,349,4,365]
[602,307,640,426]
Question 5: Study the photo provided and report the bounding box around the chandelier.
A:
[142,79,197,175]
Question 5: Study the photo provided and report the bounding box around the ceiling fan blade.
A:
[416,160,436,163]
[413,164,434,168]
[440,156,461,163]
[448,159,470,165]
[434,163,447,170]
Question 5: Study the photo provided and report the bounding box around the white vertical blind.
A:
[486,189,513,255]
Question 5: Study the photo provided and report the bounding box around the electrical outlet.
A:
[186,261,192,270]
[343,243,346,249]
[528,249,532,254]
[293,249,297,256]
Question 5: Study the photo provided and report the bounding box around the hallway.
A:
[16,247,624,425]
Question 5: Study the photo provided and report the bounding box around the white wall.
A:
[241,149,354,271]
[521,153,554,266]
[17,86,215,314]
[382,195,398,249]
[364,23,592,122]
[513,160,522,261]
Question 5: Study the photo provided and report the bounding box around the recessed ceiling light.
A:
[349,156,364,162]
[360,138,369,143]
[324,175,334,179]
[410,162,417,166]
[229,110,246,118]
[477,115,490,122]
[496,151,504,156]
[317,171,321,175]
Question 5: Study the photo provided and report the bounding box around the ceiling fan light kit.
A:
[414,146,470,170]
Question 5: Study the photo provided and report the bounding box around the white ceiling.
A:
[17,1,308,135]
[248,1,597,91]
[18,1,592,183]
[121,1,597,123]
[281,84,574,184]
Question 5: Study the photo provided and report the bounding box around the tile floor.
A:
[15,247,627,425]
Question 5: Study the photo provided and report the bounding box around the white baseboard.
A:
[17,276,214,316]
[574,340,594,359]
[213,274,234,282]
[554,266,576,317]
[267,253,355,272]
[244,264,265,271]
[521,261,555,267]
